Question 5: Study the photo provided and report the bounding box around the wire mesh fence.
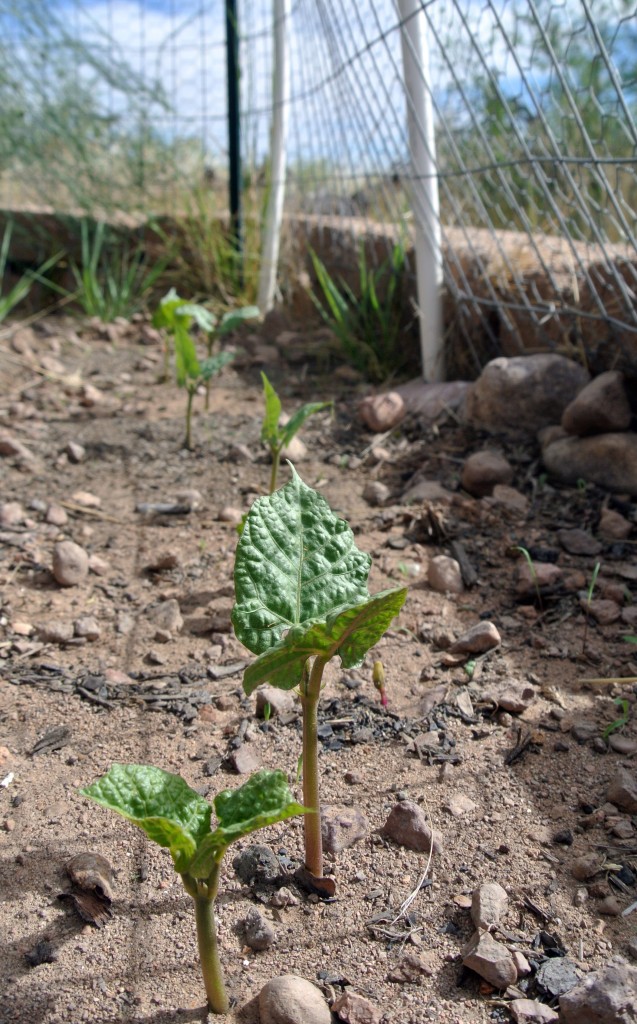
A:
[0,0,635,375]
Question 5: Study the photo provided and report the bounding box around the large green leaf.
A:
[243,587,407,693]
[81,764,211,873]
[152,288,184,330]
[173,322,201,386]
[218,306,260,335]
[232,468,371,655]
[187,770,307,880]
[200,350,235,381]
[178,302,217,334]
[260,371,282,448]
[280,401,333,448]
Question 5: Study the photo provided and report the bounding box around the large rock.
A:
[560,962,637,1023]
[52,540,89,587]
[461,450,513,497]
[471,882,508,930]
[382,801,443,855]
[464,354,589,434]
[562,371,632,436]
[462,930,518,989]
[259,975,331,1024]
[607,767,637,814]
[542,432,637,495]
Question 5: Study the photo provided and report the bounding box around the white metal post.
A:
[257,0,291,313]
[397,0,444,381]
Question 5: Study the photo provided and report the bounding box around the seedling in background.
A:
[603,697,631,741]
[260,372,332,493]
[81,766,305,1014]
[582,561,601,655]
[232,466,406,882]
[515,546,542,609]
[373,659,387,707]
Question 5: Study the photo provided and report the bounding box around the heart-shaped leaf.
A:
[81,764,211,874]
[242,587,407,693]
[187,769,307,879]
[218,306,260,335]
[178,302,217,333]
[232,467,371,655]
[200,351,235,381]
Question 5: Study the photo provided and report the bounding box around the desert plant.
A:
[0,220,62,322]
[603,697,631,741]
[515,546,542,609]
[260,372,332,492]
[309,240,409,382]
[232,467,407,881]
[582,561,601,654]
[71,220,169,321]
[81,766,306,1014]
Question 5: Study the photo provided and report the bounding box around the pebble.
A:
[599,507,632,540]
[88,554,110,576]
[448,621,501,656]
[516,561,562,599]
[386,952,434,984]
[66,441,86,463]
[233,844,280,886]
[243,907,275,950]
[462,930,518,988]
[269,887,299,908]
[45,504,68,527]
[445,793,476,817]
[218,506,244,526]
[280,436,307,461]
[332,990,381,1024]
[0,435,35,461]
[557,528,602,555]
[598,895,622,916]
[146,599,183,634]
[255,685,295,719]
[607,767,637,813]
[37,620,74,644]
[536,958,582,999]
[427,555,464,594]
[543,432,637,497]
[609,735,637,755]
[71,490,101,508]
[571,853,601,880]
[495,685,535,714]
[471,881,508,930]
[259,975,331,1024]
[358,391,406,432]
[321,805,368,854]
[461,450,513,497]
[0,501,25,526]
[382,801,444,855]
[362,481,390,507]
[561,370,632,436]
[52,540,89,586]
[559,962,637,1023]
[581,597,622,625]
[510,998,559,1024]
[73,617,101,641]
[229,744,260,774]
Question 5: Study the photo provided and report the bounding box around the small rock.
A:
[537,960,582,1000]
[321,805,368,854]
[362,481,390,507]
[599,507,633,540]
[115,611,136,635]
[147,552,181,571]
[516,561,562,599]
[471,882,508,931]
[561,370,632,436]
[489,484,529,513]
[344,770,363,785]
[243,907,275,950]
[560,962,637,1023]
[359,392,406,432]
[146,599,183,634]
[581,597,621,625]
[557,528,602,555]
[229,744,260,774]
[571,853,601,880]
[428,555,464,594]
[495,685,535,714]
[52,540,89,586]
[461,450,513,497]
[37,620,74,644]
[448,621,501,656]
[0,501,25,526]
[45,504,68,527]
[543,432,637,497]
[607,767,637,813]
[387,952,434,984]
[10,621,33,637]
[0,435,34,461]
[509,998,559,1024]
[512,952,532,977]
[462,930,517,989]
[280,436,307,461]
[71,490,101,508]
[598,895,622,916]
[269,887,299,908]
[382,801,443,855]
[256,685,295,719]
[402,478,454,504]
[227,443,253,462]
[332,990,381,1024]
[445,793,476,817]
[608,736,637,755]
[233,844,281,886]
[218,506,244,526]
[88,554,110,576]
[66,441,86,463]
[259,975,331,1024]
[73,617,101,641]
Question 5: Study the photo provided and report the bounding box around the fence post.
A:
[397,0,444,381]
[225,0,243,280]
[258,0,291,313]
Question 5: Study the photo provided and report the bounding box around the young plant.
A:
[603,697,631,741]
[232,466,407,881]
[582,561,601,654]
[0,220,62,322]
[260,372,332,493]
[515,545,542,609]
[81,766,305,1014]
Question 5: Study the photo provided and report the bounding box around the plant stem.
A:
[269,447,281,494]
[193,874,229,1014]
[185,387,195,450]
[300,655,326,877]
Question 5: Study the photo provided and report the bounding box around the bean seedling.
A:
[232,466,406,882]
[81,765,305,1013]
[260,372,332,493]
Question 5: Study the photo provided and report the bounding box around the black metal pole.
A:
[225,0,243,281]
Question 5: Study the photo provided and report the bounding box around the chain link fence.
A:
[0,0,635,374]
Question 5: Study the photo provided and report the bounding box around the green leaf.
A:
[200,351,235,381]
[218,306,260,335]
[178,302,217,334]
[243,587,407,693]
[152,288,184,330]
[280,401,332,448]
[174,323,201,386]
[232,468,371,655]
[187,769,307,879]
[81,764,211,873]
[260,371,282,448]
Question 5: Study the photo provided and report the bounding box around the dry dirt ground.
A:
[1,316,637,1024]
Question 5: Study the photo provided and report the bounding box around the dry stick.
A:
[58,500,124,525]
[389,787,436,927]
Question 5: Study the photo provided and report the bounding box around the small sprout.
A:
[372,659,387,707]
[263,701,272,723]
[583,561,601,655]
[515,545,542,609]
[232,466,406,880]
[81,765,306,1013]
[260,372,332,493]
[464,659,476,680]
[603,697,631,741]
